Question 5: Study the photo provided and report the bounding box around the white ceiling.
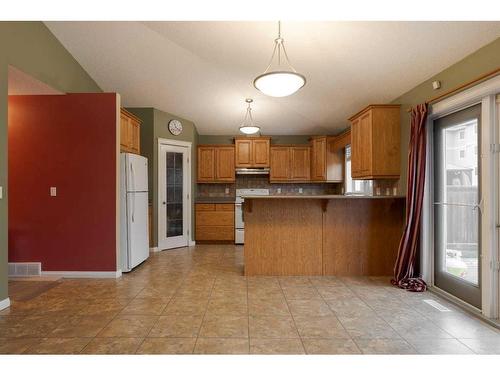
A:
[45,21,500,135]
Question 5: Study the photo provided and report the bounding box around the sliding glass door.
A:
[433,104,482,308]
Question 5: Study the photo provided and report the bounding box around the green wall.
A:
[0,22,102,304]
[392,37,500,192]
[198,134,311,145]
[128,107,199,247]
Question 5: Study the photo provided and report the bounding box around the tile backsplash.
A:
[197,175,341,198]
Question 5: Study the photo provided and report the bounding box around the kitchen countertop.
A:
[241,194,405,199]
[195,197,236,204]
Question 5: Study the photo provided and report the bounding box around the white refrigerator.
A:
[120,153,149,272]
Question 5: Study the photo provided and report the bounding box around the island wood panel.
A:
[244,199,323,276]
[322,198,405,276]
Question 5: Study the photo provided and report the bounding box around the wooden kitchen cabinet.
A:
[197,145,235,183]
[235,137,270,168]
[270,146,311,182]
[309,136,343,182]
[195,203,235,242]
[120,108,141,154]
[348,104,400,179]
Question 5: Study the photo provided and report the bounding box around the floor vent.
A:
[423,299,451,312]
[8,262,42,277]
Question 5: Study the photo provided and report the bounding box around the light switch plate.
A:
[0,186,3,199]
[50,187,57,197]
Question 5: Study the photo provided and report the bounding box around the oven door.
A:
[235,203,244,229]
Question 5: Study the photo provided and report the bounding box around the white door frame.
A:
[421,74,500,318]
[157,138,192,250]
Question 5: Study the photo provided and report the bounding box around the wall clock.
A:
[168,119,183,136]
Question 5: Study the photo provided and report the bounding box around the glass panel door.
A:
[159,143,189,250]
[433,104,481,308]
[166,151,183,238]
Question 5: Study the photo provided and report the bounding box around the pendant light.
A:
[239,98,261,135]
[253,21,306,97]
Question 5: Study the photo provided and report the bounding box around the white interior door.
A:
[158,142,190,250]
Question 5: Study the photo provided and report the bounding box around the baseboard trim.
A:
[0,297,11,311]
[41,270,122,279]
[188,240,196,247]
[150,247,160,253]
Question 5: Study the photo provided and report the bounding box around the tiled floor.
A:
[1,244,499,354]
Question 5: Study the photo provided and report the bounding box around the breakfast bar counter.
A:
[243,195,405,276]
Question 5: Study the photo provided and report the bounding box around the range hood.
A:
[236,168,270,175]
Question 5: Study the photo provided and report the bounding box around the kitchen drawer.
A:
[196,211,234,227]
[196,203,215,211]
[215,204,234,211]
[196,226,235,241]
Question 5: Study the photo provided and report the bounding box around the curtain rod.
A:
[406,67,500,113]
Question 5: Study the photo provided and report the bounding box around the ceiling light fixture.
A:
[253,21,306,98]
[239,98,261,135]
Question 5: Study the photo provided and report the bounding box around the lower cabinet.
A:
[195,203,235,242]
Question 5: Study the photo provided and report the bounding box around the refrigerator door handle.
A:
[131,163,135,222]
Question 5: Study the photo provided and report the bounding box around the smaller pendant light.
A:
[254,21,306,97]
[239,99,261,135]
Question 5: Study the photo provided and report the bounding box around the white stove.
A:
[234,189,269,244]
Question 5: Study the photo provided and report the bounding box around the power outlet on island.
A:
[50,187,57,197]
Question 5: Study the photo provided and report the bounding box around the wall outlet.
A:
[0,186,3,199]
[225,187,230,195]
[50,187,57,197]
[298,188,303,194]
[277,188,281,194]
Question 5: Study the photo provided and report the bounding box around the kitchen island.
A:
[243,195,405,276]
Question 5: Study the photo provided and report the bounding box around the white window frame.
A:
[421,74,500,319]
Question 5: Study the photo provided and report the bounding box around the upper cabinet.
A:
[309,136,343,182]
[235,137,270,168]
[270,145,311,182]
[197,145,235,183]
[120,108,141,154]
[348,105,400,179]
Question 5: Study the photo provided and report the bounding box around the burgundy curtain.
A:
[391,103,428,292]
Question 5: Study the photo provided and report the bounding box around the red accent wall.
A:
[8,93,118,271]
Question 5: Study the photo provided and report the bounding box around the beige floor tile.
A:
[282,286,321,300]
[315,286,355,300]
[81,337,143,354]
[49,315,114,338]
[199,315,248,338]
[148,315,203,338]
[337,315,400,340]
[431,313,500,339]
[302,338,361,354]
[278,276,312,288]
[308,276,345,288]
[249,315,299,338]
[250,338,305,354]
[325,297,374,317]
[294,315,349,339]
[388,318,452,341]
[206,298,248,316]
[5,315,70,338]
[460,337,500,354]
[287,299,334,317]
[194,338,249,354]
[354,339,417,354]
[78,299,128,316]
[135,287,176,301]
[136,338,196,354]
[0,338,39,354]
[121,298,167,315]
[26,337,91,354]
[409,338,474,354]
[163,298,209,315]
[98,315,159,338]
[248,298,290,316]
